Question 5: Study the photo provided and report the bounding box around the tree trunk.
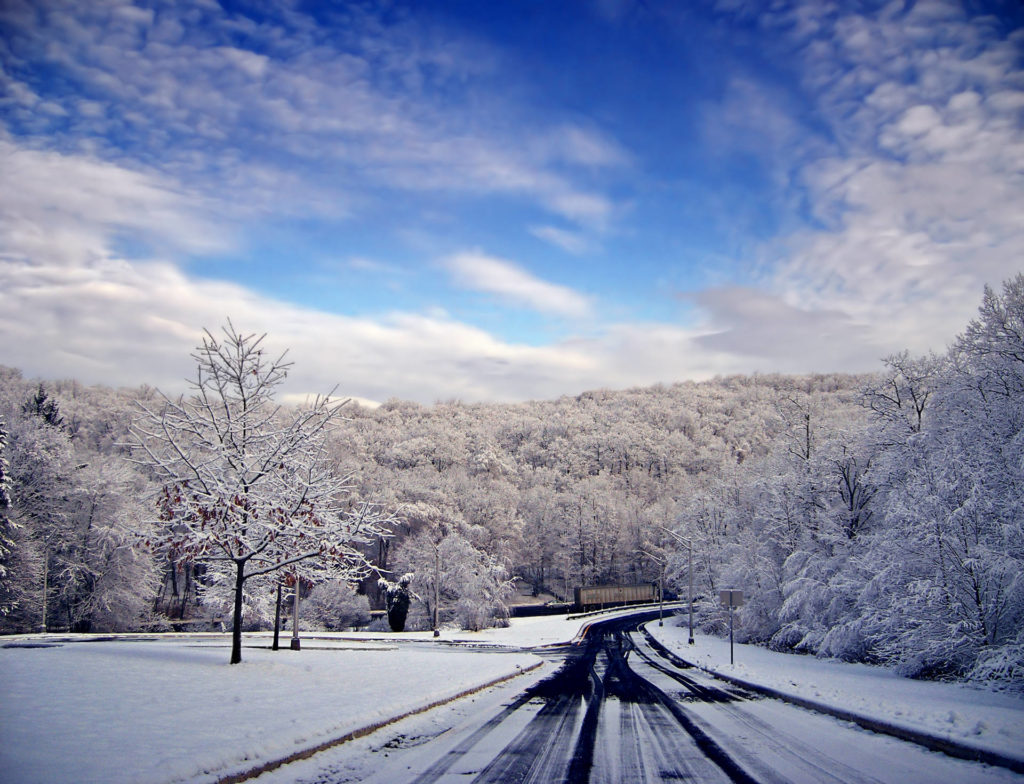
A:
[169,555,179,598]
[290,576,301,651]
[178,564,191,620]
[40,545,48,633]
[432,545,440,637]
[231,561,245,665]
[272,581,282,651]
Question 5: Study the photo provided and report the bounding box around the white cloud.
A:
[529,225,592,255]
[895,105,943,137]
[0,139,230,263]
[700,0,1024,365]
[0,138,935,405]
[538,124,631,168]
[0,140,703,403]
[442,252,593,318]
[688,286,883,371]
[0,244,769,403]
[0,246,598,403]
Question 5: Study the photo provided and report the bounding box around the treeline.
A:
[1,277,1022,685]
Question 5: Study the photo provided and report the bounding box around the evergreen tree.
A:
[23,383,64,429]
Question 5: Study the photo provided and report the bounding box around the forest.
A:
[1,276,1021,684]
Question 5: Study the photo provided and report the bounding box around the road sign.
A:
[719,590,744,607]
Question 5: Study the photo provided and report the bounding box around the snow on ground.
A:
[323,603,673,648]
[646,615,1024,765]
[0,634,539,784]
[5,605,1019,784]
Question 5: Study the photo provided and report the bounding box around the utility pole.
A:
[659,526,695,645]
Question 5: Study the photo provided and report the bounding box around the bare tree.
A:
[864,350,942,440]
[129,322,390,663]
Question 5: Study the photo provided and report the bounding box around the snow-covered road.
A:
[626,629,1019,783]
[259,612,1024,783]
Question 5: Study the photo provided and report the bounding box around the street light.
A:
[639,549,665,626]
[659,525,695,645]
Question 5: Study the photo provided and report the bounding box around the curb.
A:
[641,628,1024,777]
[215,660,545,784]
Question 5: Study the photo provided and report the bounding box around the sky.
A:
[1,0,1023,405]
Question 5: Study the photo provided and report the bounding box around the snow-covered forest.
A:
[1,276,1022,685]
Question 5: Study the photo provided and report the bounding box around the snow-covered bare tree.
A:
[0,416,15,617]
[864,351,941,442]
[395,521,513,632]
[128,322,391,663]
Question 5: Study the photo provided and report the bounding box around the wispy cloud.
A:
[0,249,598,403]
[529,225,593,255]
[442,252,593,318]
[346,257,400,274]
[0,0,621,232]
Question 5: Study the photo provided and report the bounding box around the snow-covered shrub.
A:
[455,595,510,632]
[304,580,372,630]
[969,632,1024,688]
[819,619,871,662]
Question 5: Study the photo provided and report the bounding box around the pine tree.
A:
[23,384,64,429]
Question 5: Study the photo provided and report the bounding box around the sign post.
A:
[719,590,744,665]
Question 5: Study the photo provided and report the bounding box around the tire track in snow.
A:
[630,631,895,784]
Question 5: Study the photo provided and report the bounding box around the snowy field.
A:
[647,615,1024,767]
[0,633,541,784]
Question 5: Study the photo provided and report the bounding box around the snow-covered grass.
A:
[0,634,539,784]
[647,615,1024,764]
[312,602,682,647]
[296,613,584,648]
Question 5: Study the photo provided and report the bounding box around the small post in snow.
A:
[719,590,744,665]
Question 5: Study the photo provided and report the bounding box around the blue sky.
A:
[1,0,1023,404]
